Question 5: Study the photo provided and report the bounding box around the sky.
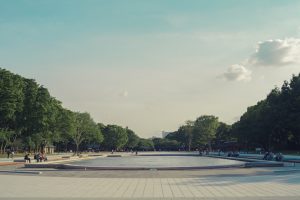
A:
[1,0,300,138]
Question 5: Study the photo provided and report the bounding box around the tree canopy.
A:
[0,68,139,153]
[3,67,300,153]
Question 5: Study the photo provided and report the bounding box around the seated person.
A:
[275,153,283,161]
[263,152,269,160]
[39,153,48,162]
[34,153,40,162]
[24,153,31,163]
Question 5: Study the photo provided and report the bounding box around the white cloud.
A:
[221,64,252,82]
[249,38,300,67]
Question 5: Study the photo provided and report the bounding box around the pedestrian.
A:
[6,149,10,158]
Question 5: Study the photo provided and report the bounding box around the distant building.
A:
[162,131,171,138]
[43,145,55,154]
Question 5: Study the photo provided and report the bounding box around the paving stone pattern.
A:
[0,173,300,199]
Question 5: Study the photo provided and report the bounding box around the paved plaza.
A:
[1,170,300,199]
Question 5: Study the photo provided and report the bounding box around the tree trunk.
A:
[3,143,7,155]
[208,141,212,152]
[0,142,3,154]
[76,143,79,155]
[188,139,191,151]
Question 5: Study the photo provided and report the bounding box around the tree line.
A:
[2,68,300,153]
[231,74,300,151]
[0,68,154,154]
[153,116,228,151]
[153,73,300,152]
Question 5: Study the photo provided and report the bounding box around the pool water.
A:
[71,155,244,168]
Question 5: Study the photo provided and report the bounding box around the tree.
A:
[70,112,101,154]
[52,108,76,152]
[177,120,194,151]
[165,131,186,149]
[193,115,219,150]
[215,122,232,142]
[0,68,24,130]
[137,138,154,151]
[0,68,137,154]
[124,128,139,150]
[29,87,61,151]
[0,129,15,153]
[0,69,25,149]
[102,125,128,150]
[152,137,180,151]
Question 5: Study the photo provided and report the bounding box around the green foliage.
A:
[215,122,232,141]
[152,138,180,151]
[137,138,154,151]
[5,66,300,153]
[124,128,139,149]
[0,69,24,130]
[167,116,228,151]
[102,125,128,150]
[69,112,102,153]
[176,120,194,151]
[193,115,219,150]
[0,68,128,153]
[231,73,300,151]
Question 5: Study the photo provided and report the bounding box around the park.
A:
[2,1,300,199]
[2,68,300,199]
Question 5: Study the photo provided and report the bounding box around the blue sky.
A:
[1,0,300,137]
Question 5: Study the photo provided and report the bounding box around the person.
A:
[44,154,48,161]
[263,152,269,160]
[269,152,274,160]
[35,153,40,162]
[275,153,283,161]
[6,149,10,159]
[199,149,203,156]
[111,149,114,154]
[11,151,15,159]
[24,153,31,163]
[40,153,48,162]
[39,153,42,162]
[233,151,239,157]
[135,150,138,155]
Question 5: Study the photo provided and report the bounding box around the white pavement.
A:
[1,173,300,199]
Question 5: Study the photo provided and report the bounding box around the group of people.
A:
[227,151,240,157]
[263,152,284,161]
[24,152,48,163]
[198,150,210,156]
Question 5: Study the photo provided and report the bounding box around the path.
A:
[1,172,300,199]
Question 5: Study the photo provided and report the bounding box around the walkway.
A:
[1,172,300,199]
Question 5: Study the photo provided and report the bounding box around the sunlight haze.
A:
[1,0,300,137]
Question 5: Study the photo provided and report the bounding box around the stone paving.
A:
[1,172,300,199]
